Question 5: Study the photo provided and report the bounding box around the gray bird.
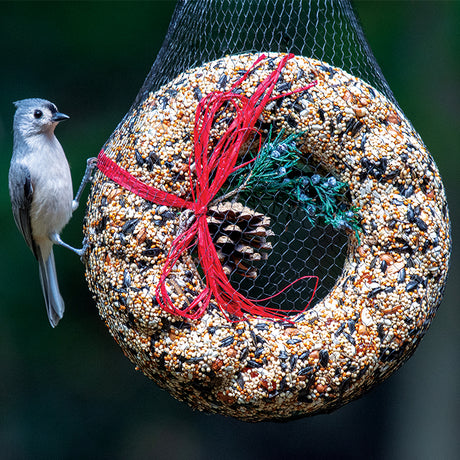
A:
[9,98,82,327]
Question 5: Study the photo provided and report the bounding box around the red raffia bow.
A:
[97,54,319,321]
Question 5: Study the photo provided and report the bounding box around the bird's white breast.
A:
[24,134,73,245]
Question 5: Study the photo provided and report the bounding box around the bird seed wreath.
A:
[84,53,450,421]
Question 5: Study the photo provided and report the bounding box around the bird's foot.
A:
[51,234,89,263]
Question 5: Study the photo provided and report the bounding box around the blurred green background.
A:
[0,1,458,459]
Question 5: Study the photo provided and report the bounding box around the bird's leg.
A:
[51,233,89,262]
[72,157,98,211]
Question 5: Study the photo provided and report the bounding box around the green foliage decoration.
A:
[228,129,361,236]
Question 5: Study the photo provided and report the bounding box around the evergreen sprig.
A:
[229,129,360,236]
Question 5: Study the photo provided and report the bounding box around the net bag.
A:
[84,0,451,421]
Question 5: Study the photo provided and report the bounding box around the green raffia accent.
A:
[229,129,361,237]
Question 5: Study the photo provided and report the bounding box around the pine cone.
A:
[206,201,273,279]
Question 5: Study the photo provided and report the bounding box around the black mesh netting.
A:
[134,0,396,107]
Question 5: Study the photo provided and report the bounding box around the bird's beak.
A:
[51,112,70,122]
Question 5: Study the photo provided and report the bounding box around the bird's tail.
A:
[37,248,65,327]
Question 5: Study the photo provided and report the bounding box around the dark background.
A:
[0,1,458,459]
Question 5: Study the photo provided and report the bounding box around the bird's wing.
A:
[9,162,39,258]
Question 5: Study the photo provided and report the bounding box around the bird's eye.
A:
[33,110,43,119]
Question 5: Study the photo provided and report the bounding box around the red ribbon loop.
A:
[97,54,319,321]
